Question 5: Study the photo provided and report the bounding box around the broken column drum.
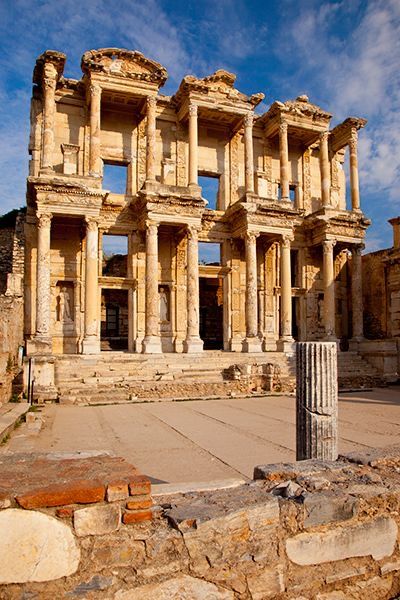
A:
[296,341,338,461]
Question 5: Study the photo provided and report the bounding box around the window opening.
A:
[199,242,221,266]
[102,234,128,277]
[199,174,219,210]
[103,162,128,194]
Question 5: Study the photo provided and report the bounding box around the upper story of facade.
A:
[27,48,369,243]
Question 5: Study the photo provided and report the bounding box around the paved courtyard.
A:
[2,387,399,484]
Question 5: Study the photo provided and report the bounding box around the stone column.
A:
[82,218,100,354]
[89,83,102,176]
[243,232,261,352]
[244,113,255,194]
[278,235,294,350]
[319,131,331,208]
[279,122,290,200]
[183,226,203,353]
[351,245,364,341]
[142,221,162,353]
[296,341,338,461]
[35,213,52,346]
[349,130,360,211]
[188,103,198,188]
[322,240,336,340]
[146,96,157,183]
[41,62,58,172]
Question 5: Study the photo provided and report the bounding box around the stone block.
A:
[286,516,397,565]
[74,503,121,536]
[70,575,113,595]
[129,475,151,496]
[303,492,358,527]
[247,565,285,599]
[253,459,347,482]
[380,560,400,575]
[16,479,105,508]
[0,493,11,509]
[106,482,129,502]
[325,565,367,583]
[114,575,235,599]
[344,575,393,599]
[123,509,153,524]
[126,495,153,510]
[0,508,80,583]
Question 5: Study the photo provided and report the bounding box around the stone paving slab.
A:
[0,402,29,443]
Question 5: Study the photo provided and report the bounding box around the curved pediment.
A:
[81,48,167,87]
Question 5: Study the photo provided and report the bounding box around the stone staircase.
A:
[54,351,295,405]
[337,351,385,390]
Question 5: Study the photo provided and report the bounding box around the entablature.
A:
[330,117,367,153]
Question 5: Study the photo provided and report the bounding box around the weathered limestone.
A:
[243,231,261,352]
[183,226,203,353]
[34,212,52,349]
[41,62,58,172]
[115,575,235,600]
[322,240,336,340]
[142,222,162,353]
[74,503,121,536]
[82,217,100,354]
[279,121,289,200]
[188,103,198,188]
[278,234,293,350]
[349,128,360,211]
[351,245,364,341]
[244,112,254,194]
[320,131,331,208]
[0,509,80,583]
[145,96,156,183]
[89,83,101,176]
[296,341,338,461]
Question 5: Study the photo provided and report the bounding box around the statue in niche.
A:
[57,286,73,323]
[159,287,169,323]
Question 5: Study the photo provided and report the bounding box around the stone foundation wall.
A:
[2,448,400,599]
[0,297,24,404]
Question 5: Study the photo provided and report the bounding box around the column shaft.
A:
[146,96,157,182]
[35,213,52,340]
[279,122,289,200]
[82,218,100,354]
[349,131,360,210]
[244,113,254,193]
[183,226,203,352]
[351,245,364,339]
[142,222,162,353]
[245,232,258,337]
[41,63,57,171]
[188,104,198,187]
[323,240,336,340]
[320,131,331,208]
[280,236,293,341]
[89,84,101,176]
[296,341,338,461]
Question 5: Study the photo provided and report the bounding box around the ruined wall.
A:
[1,448,400,599]
[362,250,388,339]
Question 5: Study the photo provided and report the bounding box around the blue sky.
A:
[0,0,399,252]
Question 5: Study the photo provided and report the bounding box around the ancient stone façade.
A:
[24,48,369,361]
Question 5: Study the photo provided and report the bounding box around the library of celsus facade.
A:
[24,48,370,365]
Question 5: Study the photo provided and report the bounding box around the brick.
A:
[129,475,151,497]
[126,495,153,511]
[16,479,105,508]
[74,504,121,537]
[56,506,74,518]
[122,509,153,524]
[106,482,129,502]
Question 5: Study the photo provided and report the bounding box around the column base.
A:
[242,337,262,353]
[277,337,295,353]
[189,183,202,198]
[81,337,100,354]
[183,337,204,353]
[229,338,243,352]
[263,338,277,352]
[26,336,52,355]
[142,336,162,354]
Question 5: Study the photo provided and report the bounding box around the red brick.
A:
[126,496,153,510]
[122,509,153,524]
[129,475,151,497]
[107,481,129,502]
[56,506,74,518]
[16,479,105,508]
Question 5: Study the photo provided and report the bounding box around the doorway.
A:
[101,289,129,350]
[199,277,223,350]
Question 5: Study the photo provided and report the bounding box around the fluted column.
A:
[320,131,331,208]
[188,103,198,188]
[296,341,338,461]
[349,130,360,211]
[323,240,336,340]
[244,113,254,194]
[243,232,261,352]
[146,96,157,183]
[35,213,52,346]
[183,226,203,353]
[82,218,100,354]
[41,63,58,172]
[279,122,289,200]
[351,245,364,341]
[278,235,293,350]
[89,83,102,176]
[142,221,162,353]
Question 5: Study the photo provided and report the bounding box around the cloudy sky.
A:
[0,0,399,251]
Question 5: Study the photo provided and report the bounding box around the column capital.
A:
[349,128,358,152]
[323,239,336,254]
[244,230,259,243]
[279,121,288,135]
[145,220,159,235]
[37,212,52,228]
[352,243,364,256]
[244,112,253,127]
[188,103,198,117]
[85,217,99,232]
[319,130,330,143]
[146,95,157,110]
[89,83,101,99]
[281,234,293,248]
[186,224,201,240]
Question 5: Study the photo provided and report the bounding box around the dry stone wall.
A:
[2,448,400,598]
